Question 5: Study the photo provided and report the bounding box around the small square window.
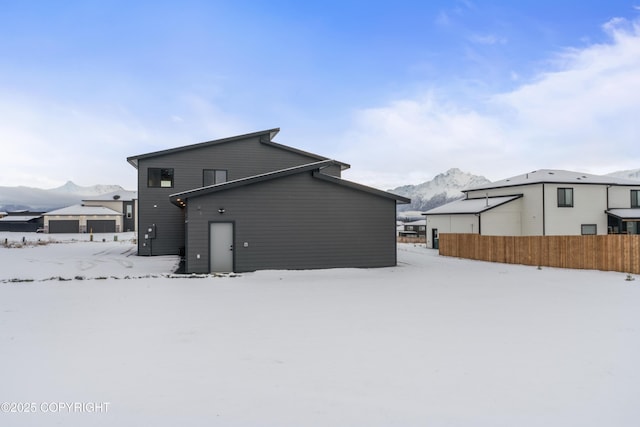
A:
[632,190,640,208]
[558,188,573,207]
[581,224,597,235]
[148,168,174,188]
[203,169,228,186]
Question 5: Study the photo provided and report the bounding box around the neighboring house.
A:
[127,128,410,273]
[43,205,123,233]
[424,169,640,248]
[82,190,138,232]
[398,219,426,238]
[0,211,44,232]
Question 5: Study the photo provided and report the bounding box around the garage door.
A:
[49,220,80,233]
[87,220,116,233]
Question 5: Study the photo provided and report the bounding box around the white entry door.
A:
[210,222,234,272]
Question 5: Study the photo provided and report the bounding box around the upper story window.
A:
[148,168,174,188]
[203,169,227,187]
[557,187,573,207]
[632,190,640,208]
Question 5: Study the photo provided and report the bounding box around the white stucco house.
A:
[43,205,123,233]
[41,190,137,234]
[424,169,640,249]
[82,190,138,232]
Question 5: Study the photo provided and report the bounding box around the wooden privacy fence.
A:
[397,236,425,244]
[439,234,640,274]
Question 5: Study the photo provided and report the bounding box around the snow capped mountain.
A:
[0,181,127,212]
[390,168,491,212]
[606,168,640,181]
[391,166,640,215]
[51,181,124,196]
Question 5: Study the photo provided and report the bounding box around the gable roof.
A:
[44,205,123,216]
[465,169,640,192]
[169,160,410,206]
[404,219,426,226]
[126,128,350,170]
[423,195,522,215]
[82,190,138,202]
[0,215,41,222]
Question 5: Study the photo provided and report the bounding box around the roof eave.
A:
[311,171,411,204]
[127,128,281,167]
[424,195,522,215]
[169,160,339,206]
[168,160,409,206]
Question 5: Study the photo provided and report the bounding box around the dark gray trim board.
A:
[311,171,411,204]
[127,128,350,171]
[171,160,337,203]
[170,160,410,206]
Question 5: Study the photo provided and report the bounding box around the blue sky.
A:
[1,1,639,190]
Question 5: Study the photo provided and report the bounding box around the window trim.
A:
[557,187,574,208]
[148,168,174,188]
[203,169,228,187]
[632,189,640,208]
[581,224,597,235]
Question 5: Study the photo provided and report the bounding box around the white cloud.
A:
[0,92,152,188]
[469,34,507,45]
[0,91,249,189]
[337,17,640,189]
[179,94,249,141]
[435,11,451,27]
[336,93,506,189]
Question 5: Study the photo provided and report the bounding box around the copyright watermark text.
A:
[1,402,111,414]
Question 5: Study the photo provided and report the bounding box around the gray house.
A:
[0,211,44,232]
[127,128,409,273]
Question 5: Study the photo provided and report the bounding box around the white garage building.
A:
[43,205,123,233]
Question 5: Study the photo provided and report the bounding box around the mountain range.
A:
[606,169,640,180]
[0,181,125,212]
[390,168,491,214]
[2,167,639,213]
[390,167,640,217]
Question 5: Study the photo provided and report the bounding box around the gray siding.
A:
[136,136,332,256]
[184,171,397,273]
[320,163,342,178]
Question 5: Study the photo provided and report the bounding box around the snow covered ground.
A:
[1,233,639,426]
